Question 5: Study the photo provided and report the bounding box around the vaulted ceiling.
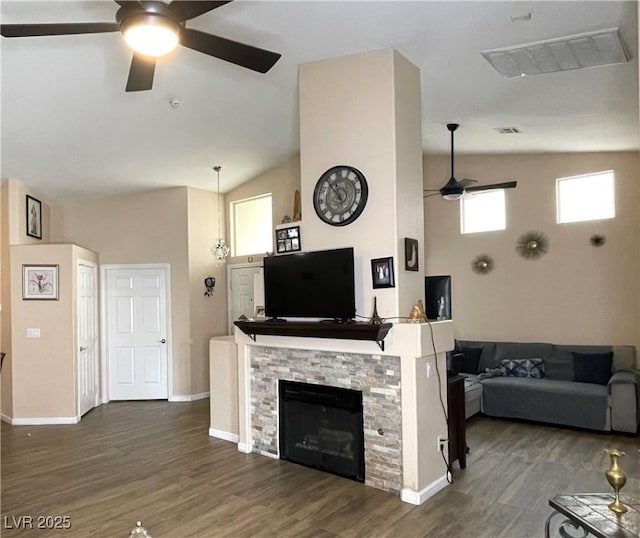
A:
[1,1,637,205]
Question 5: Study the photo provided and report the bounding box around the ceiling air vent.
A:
[482,28,630,78]
[495,127,521,134]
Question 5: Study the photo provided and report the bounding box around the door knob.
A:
[159,339,166,344]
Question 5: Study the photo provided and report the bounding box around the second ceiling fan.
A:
[0,0,281,92]
[425,123,517,200]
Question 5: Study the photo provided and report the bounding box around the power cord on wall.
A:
[426,319,453,484]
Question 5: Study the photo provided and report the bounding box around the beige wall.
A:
[187,187,229,394]
[9,243,97,419]
[225,156,301,266]
[51,187,194,396]
[299,49,424,320]
[424,151,640,351]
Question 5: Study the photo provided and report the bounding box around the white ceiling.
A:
[1,1,638,205]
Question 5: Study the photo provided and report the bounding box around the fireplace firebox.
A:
[278,380,365,482]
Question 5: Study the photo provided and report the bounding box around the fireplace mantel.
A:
[233,320,455,505]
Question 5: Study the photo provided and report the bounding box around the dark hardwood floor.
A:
[1,400,638,537]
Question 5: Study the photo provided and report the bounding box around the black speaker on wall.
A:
[425,275,452,320]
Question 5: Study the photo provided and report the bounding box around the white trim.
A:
[1,413,12,424]
[237,442,252,454]
[258,449,279,460]
[11,416,81,426]
[169,392,210,402]
[208,428,239,443]
[400,475,449,505]
[101,263,173,401]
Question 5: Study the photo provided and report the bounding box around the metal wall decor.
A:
[516,230,549,260]
[471,254,494,274]
[204,277,216,296]
[590,234,606,247]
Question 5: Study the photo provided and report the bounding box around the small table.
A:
[545,494,639,538]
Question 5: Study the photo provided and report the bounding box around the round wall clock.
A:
[313,165,369,226]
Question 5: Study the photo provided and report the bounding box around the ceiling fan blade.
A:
[423,192,442,198]
[168,1,232,22]
[115,1,143,6]
[181,28,281,73]
[466,181,518,193]
[458,178,478,188]
[1,22,120,37]
[125,53,156,92]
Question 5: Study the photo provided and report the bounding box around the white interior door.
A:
[107,266,169,400]
[78,261,98,416]
[228,265,262,333]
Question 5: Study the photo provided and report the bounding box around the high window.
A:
[231,193,273,256]
[556,171,615,224]
[460,190,506,234]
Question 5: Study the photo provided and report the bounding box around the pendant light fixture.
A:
[211,166,230,263]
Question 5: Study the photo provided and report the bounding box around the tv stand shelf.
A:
[234,320,393,351]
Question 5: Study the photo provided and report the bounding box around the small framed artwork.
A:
[26,195,42,240]
[275,225,301,254]
[23,265,59,300]
[254,305,266,319]
[371,257,395,289]
[404,238,419,271]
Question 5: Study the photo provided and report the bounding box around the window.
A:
[231,194,273,256]
[460,190,506,234]
[556,171,615,224]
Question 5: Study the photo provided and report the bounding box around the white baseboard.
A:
[400,475,449,505]
[238,442,252,454]
[11,416,80,426]
[258,449,279,460]
[169,392,210,402]
[208,428,239,443]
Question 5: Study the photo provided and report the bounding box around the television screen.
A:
[425,275,452,320]
[264,247,355,320]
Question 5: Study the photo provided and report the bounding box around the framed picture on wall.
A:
[371,257,395,289]
[275,225,301,254]
[23,265,59,300]
[26,195,42,240]
[404,238,419,271]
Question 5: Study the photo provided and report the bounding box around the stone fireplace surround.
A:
[235,321,454,505]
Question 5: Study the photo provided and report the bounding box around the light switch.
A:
[26,328,41,338]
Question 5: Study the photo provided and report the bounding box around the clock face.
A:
[313,165,369,226]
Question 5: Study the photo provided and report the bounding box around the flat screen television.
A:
[425,275,452,320]
[263,247,355,320]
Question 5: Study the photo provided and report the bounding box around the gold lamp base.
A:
[608,499,628,515]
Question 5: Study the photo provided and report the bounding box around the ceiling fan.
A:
[424,123,517,200]
[0,0,281,92]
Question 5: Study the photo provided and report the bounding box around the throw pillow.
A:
[573,351,613,385]
[501,358,545,378]
[460,347,482,374]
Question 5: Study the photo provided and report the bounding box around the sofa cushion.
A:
[501,358,545,378]
[457,341,496,373]
[460,347,482,374]
[612,346,637,371]
[573,351,613,385]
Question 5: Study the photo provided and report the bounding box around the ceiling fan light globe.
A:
[442,192,463,201]
[122,14,180,57]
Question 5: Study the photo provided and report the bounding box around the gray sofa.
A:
[457,340,639,434]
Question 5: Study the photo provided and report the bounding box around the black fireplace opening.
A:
[278,380,365,482]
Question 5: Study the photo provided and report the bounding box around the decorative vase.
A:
[605,449,628,514]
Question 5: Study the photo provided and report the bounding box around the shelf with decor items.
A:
[233,320,393,350]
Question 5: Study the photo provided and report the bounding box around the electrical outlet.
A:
[437,435,448,452]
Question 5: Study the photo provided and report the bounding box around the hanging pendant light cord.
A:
[214,165,222,239]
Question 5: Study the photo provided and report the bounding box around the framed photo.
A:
[26,195,42,239]
[404,238,419,271]
[254,305,266,319]
[371,257,395,289]
[275,225,301,254]
[23,265,59,300]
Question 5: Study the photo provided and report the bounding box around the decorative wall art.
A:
[404,238,419,271]
[275,225,301,254]
[472,254,494,274]
[371,257,395,289]
[516,231,549,260]
[204,277,216,296]
[23,265,58,300]
[26,195,42,239]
